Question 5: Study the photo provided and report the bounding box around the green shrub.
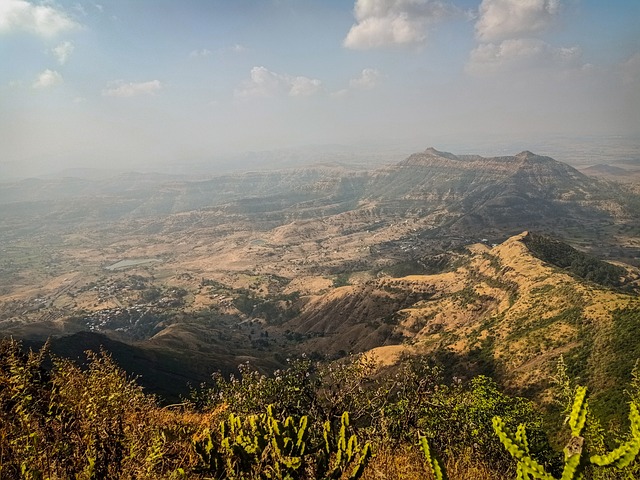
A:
[0,339,188,479]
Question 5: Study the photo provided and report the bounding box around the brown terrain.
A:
[1,148,639,407]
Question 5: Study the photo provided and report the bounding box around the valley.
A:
[1,148,639,413]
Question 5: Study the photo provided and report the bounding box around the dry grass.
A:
[362,445,504,480]
[361,444,430,480]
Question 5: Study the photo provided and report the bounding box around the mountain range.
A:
[1,148,639,416]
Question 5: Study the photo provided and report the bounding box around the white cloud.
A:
[0,0,79,37]
[33,69,63,88]
[466,38,581,75]
[102,80,163,97]
[475,0,561,43]
[235,66,322,98]
[52,41,74,64]
[344,0,457,49]
[469,1,580,76]
[289,76,322,97]
[236,67,283,98]
[231,43,247,53]
[349,68,381,89]
[189,48,212,58]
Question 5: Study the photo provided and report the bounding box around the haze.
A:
[1,0,639,178]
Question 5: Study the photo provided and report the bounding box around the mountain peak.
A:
[423,147,459,160]
[516,150,538,159]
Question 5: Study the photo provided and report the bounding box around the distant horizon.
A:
[1,132,639,182]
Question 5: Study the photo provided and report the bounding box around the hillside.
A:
[280,232,640,417]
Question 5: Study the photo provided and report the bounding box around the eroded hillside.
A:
[281,232,640,414]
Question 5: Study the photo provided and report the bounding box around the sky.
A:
[1,0,639,176]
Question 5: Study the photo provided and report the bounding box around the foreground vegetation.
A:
[1,339,639,479]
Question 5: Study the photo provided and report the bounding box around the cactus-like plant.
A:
[318,411,372,480]
[567,386,588,437]
[492,418,554,480]
[420,435,448,480]
[193,407,371,479]
[193,428,227,477]
[590,402,640,469]
[493,385,640,480]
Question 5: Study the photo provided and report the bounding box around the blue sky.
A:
[1,0,639,175]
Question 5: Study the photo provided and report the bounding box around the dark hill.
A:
[23,331,219,403]
[522,232,630,289]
